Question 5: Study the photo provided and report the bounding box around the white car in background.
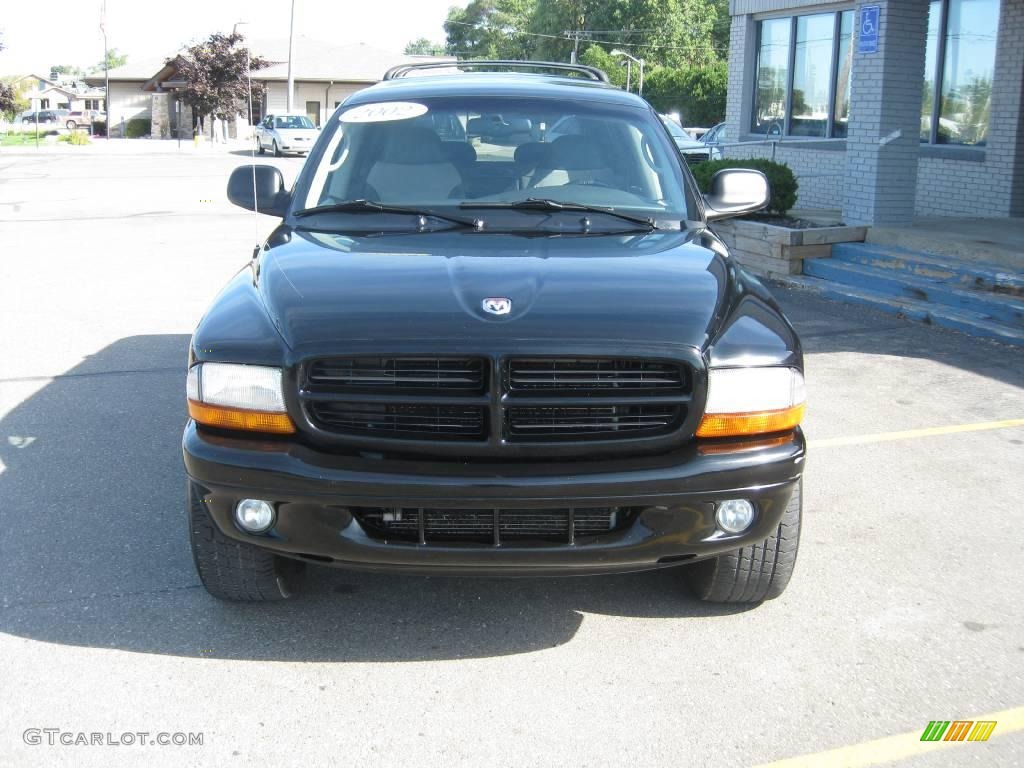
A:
[255,114,319,157]
[659,114,722,164]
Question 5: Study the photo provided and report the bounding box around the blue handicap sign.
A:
[858,5,880,53]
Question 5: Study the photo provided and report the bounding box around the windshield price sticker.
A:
[339,102,428,123]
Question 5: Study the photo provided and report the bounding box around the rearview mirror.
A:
[703,169,770,221]
[227,165,289,217]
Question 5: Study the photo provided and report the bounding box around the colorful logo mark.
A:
[920,720,997,742]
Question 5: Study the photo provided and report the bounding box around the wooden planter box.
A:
[711,219,867,279]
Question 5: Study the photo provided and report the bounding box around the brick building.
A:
[722,0,1023,224]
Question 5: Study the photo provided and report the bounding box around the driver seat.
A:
[530,135,614,188]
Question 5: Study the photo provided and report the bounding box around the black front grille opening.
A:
[354,507,633,544]
[309,402,487,440]
[508,358,687,393]
[308,357,486,393]
[507,405,684,440]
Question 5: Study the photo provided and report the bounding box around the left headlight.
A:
[186,362,295,434]
[696,366,805,438]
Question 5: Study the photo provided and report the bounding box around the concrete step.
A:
[803,259,1024,328]
[773,275,1024,347]
[830,242,1024,297]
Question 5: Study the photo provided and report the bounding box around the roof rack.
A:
[382,60,610,84]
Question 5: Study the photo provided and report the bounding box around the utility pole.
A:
[286,0,296,112]
[567,30,582,64]
[100,0,109,138]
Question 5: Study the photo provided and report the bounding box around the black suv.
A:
[184,61,806,604]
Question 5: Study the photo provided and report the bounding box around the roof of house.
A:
[85,38,452,87]
[247,38,453,83]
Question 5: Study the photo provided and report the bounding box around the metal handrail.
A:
[382,60,610,83]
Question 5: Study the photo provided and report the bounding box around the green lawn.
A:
[0,132,53,146]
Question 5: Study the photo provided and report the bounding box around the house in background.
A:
[15,73,105,113]
[722,0,1023,225]
[85,38,452,138]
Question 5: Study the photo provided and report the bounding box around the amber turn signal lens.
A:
[188,400,296,434]
[696,404,805,439]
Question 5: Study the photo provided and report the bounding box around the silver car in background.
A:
[659,114,722,164]
[255,114,319,157]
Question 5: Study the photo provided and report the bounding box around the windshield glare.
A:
[303,97,695,221]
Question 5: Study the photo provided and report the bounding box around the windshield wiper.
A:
[459,198,659,230]
[293,199,481,229]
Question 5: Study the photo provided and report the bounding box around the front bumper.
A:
[183,423,805,576]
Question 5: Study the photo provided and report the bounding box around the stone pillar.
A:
[151,92,170,139]
[842,1,931,226]
[724,13,755,144]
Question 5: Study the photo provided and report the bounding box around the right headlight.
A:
[696,367,805,438]
[186,362,295,434]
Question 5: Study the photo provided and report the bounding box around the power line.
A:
[444,19,731,54]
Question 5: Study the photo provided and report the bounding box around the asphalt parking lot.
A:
[1,142,1022,768]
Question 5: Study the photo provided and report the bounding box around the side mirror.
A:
[227,165,289,217]
[703,168,770,221]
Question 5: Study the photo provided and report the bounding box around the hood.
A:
[673,137,708,152]
[255,228,731,359]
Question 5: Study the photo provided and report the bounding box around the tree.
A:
[174,33,268,138]
[91,48,128,74]
[50,64,86,80]
[443,0,728,68]
[643,60,727,125]
[0,81,18,119]
[444,0,536,59]
[404,38,446,56]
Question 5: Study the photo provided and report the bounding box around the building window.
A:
[922,0,999,145]
[40,98,50,109]
[751,10,855,138]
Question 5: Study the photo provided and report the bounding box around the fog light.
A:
[716,499,755,533]
[235,499,275,533]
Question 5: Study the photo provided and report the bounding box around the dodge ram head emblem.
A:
[482,297,512,315]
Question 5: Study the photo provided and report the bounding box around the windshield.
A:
[302,96,696,223]
[276,115,315,129]
[660,117,690,142]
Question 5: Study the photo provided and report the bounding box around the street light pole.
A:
[611,49,645,97]
[286,0,296,112]
[100,0,109,138]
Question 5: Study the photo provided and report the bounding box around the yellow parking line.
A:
[809,418,1024,448]
[751,705,1024,768]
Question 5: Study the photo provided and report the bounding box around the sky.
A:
[0,0,462,76]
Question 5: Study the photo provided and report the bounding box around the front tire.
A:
[256,136,265,155]
[684,480,802,603]
[272,139,282,157]
[188,482,299,601]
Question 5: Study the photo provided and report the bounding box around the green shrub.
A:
[58,131,91,145]
[125,118,151,138]
[690,158,799,216]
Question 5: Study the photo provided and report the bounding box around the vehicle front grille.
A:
[308,402,486,439]
[507,404,681,438]
[684,153,710,165]
[508,358,685,392]
[354,506,631,544]
[300,355,694,452]
[308,357,485,392]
